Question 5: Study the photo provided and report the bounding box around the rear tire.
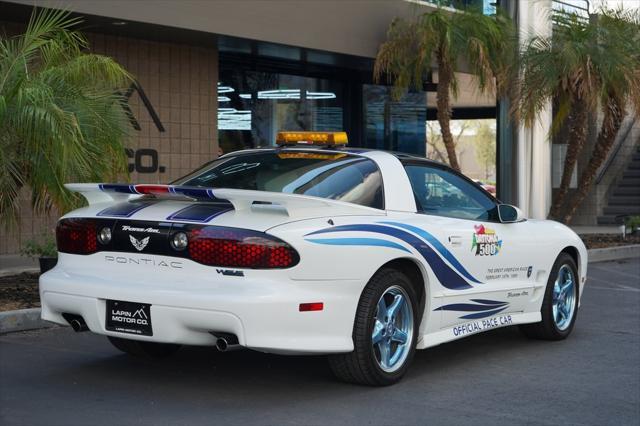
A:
[520,253,579,340]
[108,336,181,358]
[328,268,419,386]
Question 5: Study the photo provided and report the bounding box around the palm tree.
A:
[518,12,596,220]
[519,8,640,222]
[0,9,132,226]
[374,7,516,171]
[562,7,640,224]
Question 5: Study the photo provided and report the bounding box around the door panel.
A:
[402,163,543,329]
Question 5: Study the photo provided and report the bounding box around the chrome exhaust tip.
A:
[210,332,240,352]
[62,313,88,332]
[65,316,88,332]
[215,338,229,352]
[70,319,83,332]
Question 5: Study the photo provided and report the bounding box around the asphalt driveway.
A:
[1,258,638,426]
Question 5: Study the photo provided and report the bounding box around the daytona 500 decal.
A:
[472,224,502,256]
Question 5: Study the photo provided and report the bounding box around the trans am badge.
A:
[471,224,502,256]
[129,235,150,251]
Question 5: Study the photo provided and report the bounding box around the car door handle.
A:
[448,236,462,246]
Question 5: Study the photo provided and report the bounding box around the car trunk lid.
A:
[64,183,385,232]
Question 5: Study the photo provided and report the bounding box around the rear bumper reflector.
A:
[299,302,324,312]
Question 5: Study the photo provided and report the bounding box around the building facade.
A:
[6,0,625,256]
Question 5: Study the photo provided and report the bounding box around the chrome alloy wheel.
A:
[552,265,576,331]
[372,285,414,373]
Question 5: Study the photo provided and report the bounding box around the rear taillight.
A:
[55,219,298,269]
[56,219,98,254]
[188,227,299,269]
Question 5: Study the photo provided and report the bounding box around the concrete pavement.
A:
[0,258,638,426]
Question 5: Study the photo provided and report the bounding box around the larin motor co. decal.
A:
[471,224,502,256]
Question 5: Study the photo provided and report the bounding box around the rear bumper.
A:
[40,261,363,354]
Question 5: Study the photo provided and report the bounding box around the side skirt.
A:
[416,311,541,350]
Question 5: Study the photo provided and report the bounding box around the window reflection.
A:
[363,84,427,156]
[427,0,495,14]
[176,152,384,209]
[217,70,344,153]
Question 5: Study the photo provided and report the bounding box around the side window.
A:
[405,165,499,221]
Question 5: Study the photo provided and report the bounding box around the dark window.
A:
[175,151,384,209]
[405,164,498,221]
[362,84,426,156]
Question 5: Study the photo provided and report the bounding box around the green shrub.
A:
[21,235,57,258]
[625,216,640,232]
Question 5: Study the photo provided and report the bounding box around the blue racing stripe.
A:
[435,302,508,312]
[470,299,507,306]
[99,183,138,194]
[97,202,152,217]
[97,184,222,200]
[380,221,482,284]
[435,299,509,319]
[307,224,472,290]
[460,306,508,319]
[166,204,232,223]
[169,186,217,199]
[306,237,411,253]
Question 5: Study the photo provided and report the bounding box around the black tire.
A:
[108,336,181,358]
[328,268,419,386]
[520,253,579,340]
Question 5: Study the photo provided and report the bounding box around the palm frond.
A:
[374,7,515,101]
[0,8,132,227]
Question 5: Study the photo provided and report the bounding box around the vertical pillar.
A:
[496,0,518,205]
[517,0,553,219]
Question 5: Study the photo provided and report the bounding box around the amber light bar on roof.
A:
[277,152,348,160]
[276,131,348,146]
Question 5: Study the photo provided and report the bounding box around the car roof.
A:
[219,146,449,168]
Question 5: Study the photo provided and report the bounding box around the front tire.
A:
[520,253,579,340]
[108,336,181,358]
[328,268,419,386]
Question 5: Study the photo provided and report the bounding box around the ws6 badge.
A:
[472,224,502,256]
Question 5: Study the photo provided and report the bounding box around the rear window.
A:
[174,151,384,209]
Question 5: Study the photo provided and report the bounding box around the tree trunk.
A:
[562,97,625,224]
[548,98,588,220]
[436,52,460,172]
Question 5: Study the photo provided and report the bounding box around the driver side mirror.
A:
[498,204,525,223]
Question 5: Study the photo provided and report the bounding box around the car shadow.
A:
[43,324,548,398]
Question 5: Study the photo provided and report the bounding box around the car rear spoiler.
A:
[65,183,384,217]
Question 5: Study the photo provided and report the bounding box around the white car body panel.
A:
[358,151,417,212]
[40,148,588,355]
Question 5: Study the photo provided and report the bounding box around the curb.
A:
[587,244,640,263]
[0,267,39,278]
[0,308,57,334]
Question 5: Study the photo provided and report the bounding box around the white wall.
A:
[517,0,553,219]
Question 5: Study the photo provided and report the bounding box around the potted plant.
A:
[21,234,58,274]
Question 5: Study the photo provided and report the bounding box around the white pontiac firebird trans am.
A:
[40,131,587,386]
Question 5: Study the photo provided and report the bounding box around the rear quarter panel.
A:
[268,215,403,282]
